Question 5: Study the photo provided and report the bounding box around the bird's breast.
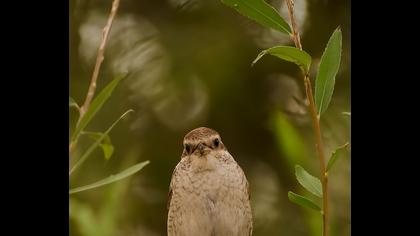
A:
[169,152,251,236]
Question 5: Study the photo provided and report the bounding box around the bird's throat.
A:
[191,154,217,173]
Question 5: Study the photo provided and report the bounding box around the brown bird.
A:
[167,127,253,236]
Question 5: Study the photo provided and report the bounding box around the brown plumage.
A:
[167,127,253,236]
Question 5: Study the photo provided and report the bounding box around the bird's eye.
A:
[213,138,219,148]
[185,144,191,153]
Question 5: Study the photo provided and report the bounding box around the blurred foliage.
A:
[69,0,350,235]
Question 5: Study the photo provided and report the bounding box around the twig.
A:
[285,0,302,50]
[80,0,121,117]
[284,1,329,236]
[69,0,122,154]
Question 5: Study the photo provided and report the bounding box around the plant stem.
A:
[284,1,329,236]
[285,0,302,50]
[70,0,121,155]
[305,75,328,236]
[80,0,121,116]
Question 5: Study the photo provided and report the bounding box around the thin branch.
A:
[285,0,302,50]
[284,1,329,236]
[70,0,121,155]
[80,0,121,117]
[304,75,328,236]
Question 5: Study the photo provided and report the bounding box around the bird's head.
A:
[182,127,225,159]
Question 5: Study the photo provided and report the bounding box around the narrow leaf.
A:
[220,0,291,34]
[315,27,342,115]
[295,165,322,198]
[327,142,350,171]
[252,46,311,74]
[101,144,114,160]
[342,112,351,116]
[69,97,79,109]
[288,191,321,212]
[69,160,150,194]
[71,73,127,142]
[69,109,134,175]
[82,131,114,160]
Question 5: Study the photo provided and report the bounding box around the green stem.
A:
[284,1,329,236]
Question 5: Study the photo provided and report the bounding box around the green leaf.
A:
[69,97,79,109]
[69,160,150,195]
[71,73,127,142]
[220,0,291,34]
[342,112,351,116]
[327,142,350,171]
[315,27,342,115]
[101,144,114,160]
[295,165,322,198]
[252,46,312,74]
[82,131,115,160]
[69,109,134,175]
[288,191,321,212]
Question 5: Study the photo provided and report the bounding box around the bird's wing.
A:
[246,179,253,236]
[247,179,251,200]
[240,165,253,235]
[167,165,177,210]
[167,187,173,210]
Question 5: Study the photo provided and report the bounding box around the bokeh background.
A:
[69,0,350,235]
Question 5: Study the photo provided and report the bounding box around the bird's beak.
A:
[198,143,205,155]
[197,143,208,156]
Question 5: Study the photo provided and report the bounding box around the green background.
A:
[70,0,350,235]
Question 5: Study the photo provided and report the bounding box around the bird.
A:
[167,127,253,236]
